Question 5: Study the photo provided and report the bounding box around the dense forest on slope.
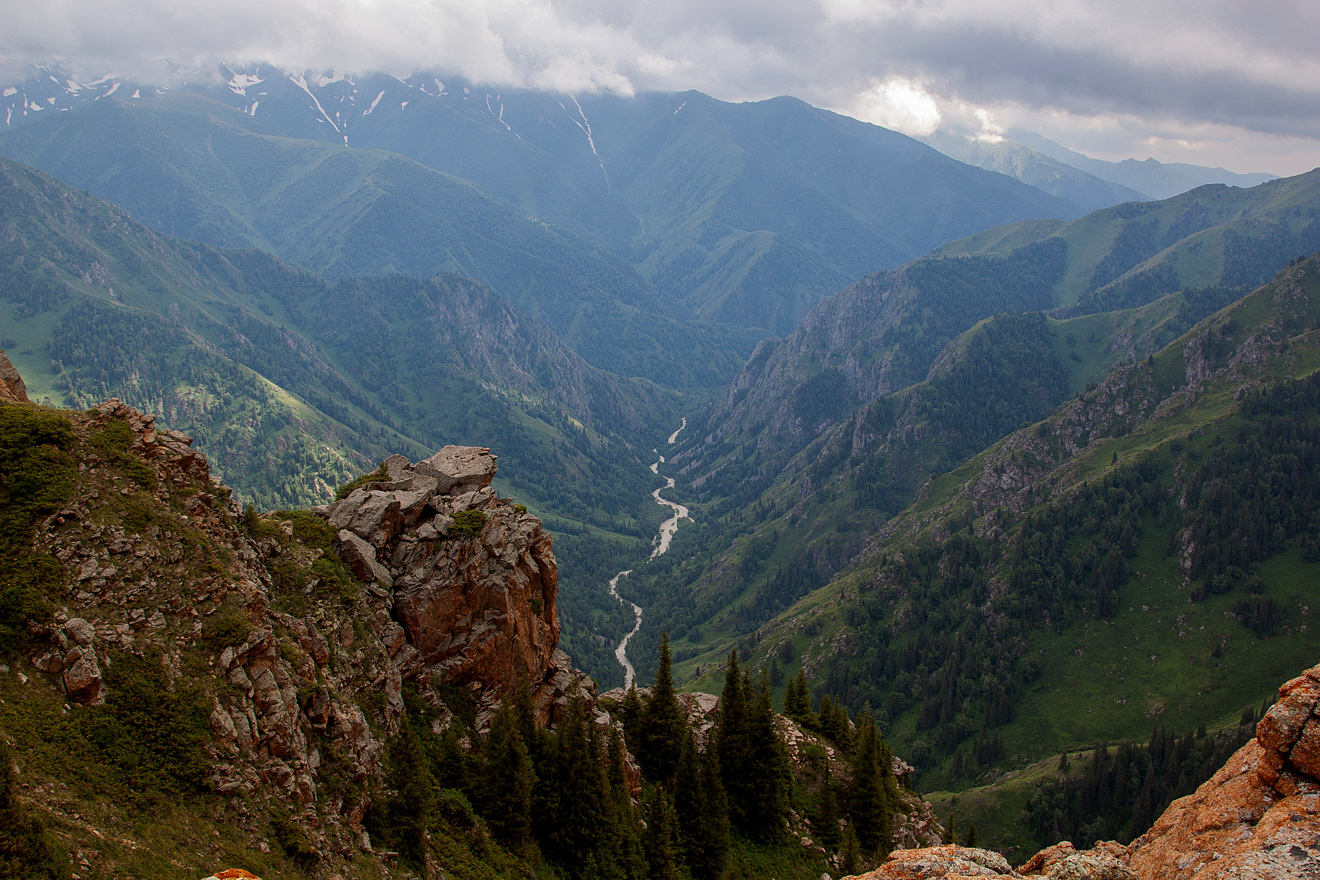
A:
[0,155,687,683]
[724,254,1320,800]
[0,98,752,390]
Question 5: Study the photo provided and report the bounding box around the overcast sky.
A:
[5,0,1319,175]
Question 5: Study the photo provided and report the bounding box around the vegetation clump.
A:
[450,510,488,538]
[334,462,389,500]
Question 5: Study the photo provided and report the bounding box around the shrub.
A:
[335,462,389,500]
[450,510,487,538]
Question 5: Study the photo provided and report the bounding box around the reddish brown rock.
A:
[0,350,27,403]
[1123,661,1320,880]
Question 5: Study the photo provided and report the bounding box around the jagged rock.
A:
[201,870,262,880]
[1124,662,1320,880]
[0,349,28,403]
[414,445,497,495]
[60,644,104,705]
[1017,841,1135,879]
[336,530,394,586]
[848,844,1015,878]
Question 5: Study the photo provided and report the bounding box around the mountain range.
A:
[1,59,1318,859]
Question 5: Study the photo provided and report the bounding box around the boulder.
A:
[0,350,28,403]
[414,446,497,495]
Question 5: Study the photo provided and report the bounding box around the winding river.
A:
[608,418,689,687]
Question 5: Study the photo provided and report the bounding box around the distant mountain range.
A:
[0,62,1077,346]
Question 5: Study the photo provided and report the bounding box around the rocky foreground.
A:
[846,662,1320,880]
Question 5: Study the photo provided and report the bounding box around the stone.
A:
[61,645,105,705]
[336,530,394,587]
[849,844,1015,878]
[414,445,497,495]
[0,350,28,403]
[63,617,96,647]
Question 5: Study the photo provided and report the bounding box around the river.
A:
[607,418,689,687]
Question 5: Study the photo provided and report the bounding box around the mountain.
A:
[678,168,1320,498]
[1010,130,1282,199]
[0,63,1083,339]
[0,93,753,390]
[0,389,946,878]
[717,252,1320,797]
[922,130,1151,210]
[0,153,698,680]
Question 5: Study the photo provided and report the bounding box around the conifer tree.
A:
[603,727,647,880]
[481,704,534,849]
[539,694,608,869]
[812,770,842,853]
[641,786,679,880]
[380,721,437,867]
[784,667,814,726]
[640,632,689,783]
[847,709,898,854]
[716,650,752,830]
[745,670,791,842]
[674,730,730,880]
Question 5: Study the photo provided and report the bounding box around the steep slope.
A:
[0,154,687,681]
[0,63,1083,340]
[734,254,1320,791]
[0,96,748,389]
[0,393,591,878]
[677,169,1320,506]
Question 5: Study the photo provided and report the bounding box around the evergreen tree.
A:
[641,786,679,880]
[848,710,898,855]
[812,771,842,853]
[538,695,609,869]
[640,633,689,784]
[674,730,730,880]
[716,650,752,831]
[603,726,647,880]
[745,670,791,842]
[784,668,815,727]
[965,823,979,848]
[840,825,863,876]
[481,704,534,848]
[378,721,437,867]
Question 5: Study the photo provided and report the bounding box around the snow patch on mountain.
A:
[364,90,385,115]
[228,73,263,95]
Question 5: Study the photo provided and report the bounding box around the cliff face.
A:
[843,659,1320,880]
[10,395,587,866]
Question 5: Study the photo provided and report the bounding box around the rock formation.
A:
[843,661,1320,880]
[0,349,28,403]
[13,392,589,865]
[324,447,570,722]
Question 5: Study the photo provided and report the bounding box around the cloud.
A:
[852,79,943,137]
[1,0,1317,174]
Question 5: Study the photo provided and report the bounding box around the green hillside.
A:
[0,155,687,681]
[0,96,750,390]
[725,255,1320,797]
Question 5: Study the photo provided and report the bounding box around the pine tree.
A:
[482,704,534,848]
[812,771,842,853]
[965,823,979,848]
[640,632,689,784]
[784,667,814,726]
[848,710,898,855]
[716,650,752,831]
[745,670,791,842]
[380,721,437,867]
[674,731,730,880]
[641,786,679,880]
[539,695,608,869]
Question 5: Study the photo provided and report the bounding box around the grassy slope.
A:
[696,257,1320,790]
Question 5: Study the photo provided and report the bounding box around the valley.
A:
[0,54,1317,876]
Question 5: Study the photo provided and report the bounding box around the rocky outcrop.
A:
[843,660,1320,880]
[1123,663,1320,880]
[11,388,587,869]
[0,349,27,403]
[322,447,570,720]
